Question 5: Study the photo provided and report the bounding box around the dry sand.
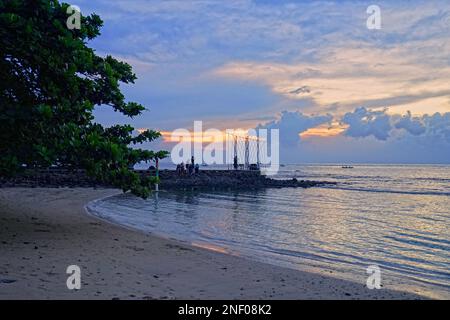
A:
[0,187,425,300]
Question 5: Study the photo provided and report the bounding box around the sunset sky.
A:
[78,0,450,163]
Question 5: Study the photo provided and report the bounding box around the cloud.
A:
[342,107,450,143]
[254,107,450,150]
[213,44,450,116]
[289,86,311,95]
[274,108,450,163]
[422,112,450,143]
[81,0,450,119]
[394,111,426,135]
[256,111,332,145]
[341,107,392,141]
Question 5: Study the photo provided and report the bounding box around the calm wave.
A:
[87,164,450,299]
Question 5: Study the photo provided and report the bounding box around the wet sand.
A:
[0,188,425,299]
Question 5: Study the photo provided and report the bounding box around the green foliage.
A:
[0,0,168,198]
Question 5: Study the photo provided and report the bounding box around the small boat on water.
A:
[342,165,354,169]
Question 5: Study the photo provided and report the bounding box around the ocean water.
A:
[87,164,450,299]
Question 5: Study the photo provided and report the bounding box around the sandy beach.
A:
[0,187,425,300]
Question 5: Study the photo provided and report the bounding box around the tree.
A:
[0,0,168,198]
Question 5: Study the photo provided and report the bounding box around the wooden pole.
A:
[155,158,159,192]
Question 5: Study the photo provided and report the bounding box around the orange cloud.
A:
[213,46,450,116]
[300,123,348,139]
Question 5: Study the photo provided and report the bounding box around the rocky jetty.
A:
[0,169,106,189]
[149,170,336,190]
[0,168,336,190]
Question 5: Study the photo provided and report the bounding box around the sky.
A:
[76,0,450,164]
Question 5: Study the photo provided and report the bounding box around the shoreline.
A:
[0,187,427,299]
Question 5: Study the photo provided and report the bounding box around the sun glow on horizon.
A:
[156,129,256,144]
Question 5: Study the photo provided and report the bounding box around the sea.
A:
[87,164,450,299]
